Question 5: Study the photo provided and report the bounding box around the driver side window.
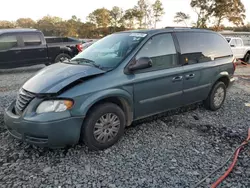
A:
[135,33,177,72]
[0,35,18,51]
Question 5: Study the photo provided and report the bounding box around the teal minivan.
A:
[4,28,235,150]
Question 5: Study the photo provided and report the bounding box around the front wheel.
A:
[204,81,226,111]
[81,103,126,150]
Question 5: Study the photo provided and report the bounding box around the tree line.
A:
[0,0,249,39]
[174,0,247,31]
[0,0,164,38]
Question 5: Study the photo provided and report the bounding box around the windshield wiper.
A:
[71,58,101,69]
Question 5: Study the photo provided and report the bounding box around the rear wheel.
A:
[244,53,250,64]
[204,81,226,111]
[81,103,125,150]
[54,53,71,63]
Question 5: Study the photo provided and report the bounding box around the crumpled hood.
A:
[22,63,105,94]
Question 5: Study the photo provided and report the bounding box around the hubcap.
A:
[93,113,120,143]
[59,57,69,62]
[213,87,225,107]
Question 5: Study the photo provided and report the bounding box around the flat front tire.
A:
[204,81,226,111]
[81,103,125,150]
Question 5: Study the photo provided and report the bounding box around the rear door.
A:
[236,39,245,58]
[175,32,232,105]
[19,33,48,66]
[0,34,22,68]
[132,33,183,119]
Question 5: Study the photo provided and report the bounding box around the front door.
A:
[0,34,22,68]
[131,33,183,119]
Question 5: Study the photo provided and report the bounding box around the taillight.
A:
[76,44,83,52]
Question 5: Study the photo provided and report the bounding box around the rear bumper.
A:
[4,101,83,148]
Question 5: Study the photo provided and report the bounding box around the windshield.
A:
[69,33,147,70]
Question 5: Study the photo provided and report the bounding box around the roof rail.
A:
[165,26,192,29]
[165,26,207,30]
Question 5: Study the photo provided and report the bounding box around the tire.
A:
[44,62,52,66]
[81,103,126,150]
[244,53,250,64]
[54,53,71,63]
[204,81,226,111]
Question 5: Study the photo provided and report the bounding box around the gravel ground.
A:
[0,65,250,188]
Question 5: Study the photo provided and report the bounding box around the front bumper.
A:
[4,101,83,148]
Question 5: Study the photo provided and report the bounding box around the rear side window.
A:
[176,32,232,64]
[236,39,243,47]
[135,33,177,72]
[0,35,18,50]
[22,34,42,46]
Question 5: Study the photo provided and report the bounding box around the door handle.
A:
[172,76,183,82]
[15,51,21,54]
[39,49,45,52]
[185,73,195,80]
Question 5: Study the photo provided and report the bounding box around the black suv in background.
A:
[0,28,83,69]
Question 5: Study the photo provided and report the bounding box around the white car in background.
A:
[226,37,250,64]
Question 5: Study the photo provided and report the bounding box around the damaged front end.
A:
[14,62,105,116]
[5,62,105,148]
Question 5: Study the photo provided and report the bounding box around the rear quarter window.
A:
[236,39,243,47]
[176,32,232,64]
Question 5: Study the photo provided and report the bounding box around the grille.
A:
[15,89,35,115]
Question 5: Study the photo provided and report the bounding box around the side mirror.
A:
[230,44,235,47]
[128,57,152,72]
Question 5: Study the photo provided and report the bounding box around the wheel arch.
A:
[213,72,230,88]
[60,46,73,56]
[80,89,134,127]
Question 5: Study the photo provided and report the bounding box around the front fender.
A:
[79,88,133,118]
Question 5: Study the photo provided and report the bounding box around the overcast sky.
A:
[0,0,249,27]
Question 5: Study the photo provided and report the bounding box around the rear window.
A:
[0,35,18,50]
[22,34,42,46]
[176,32,232,64]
